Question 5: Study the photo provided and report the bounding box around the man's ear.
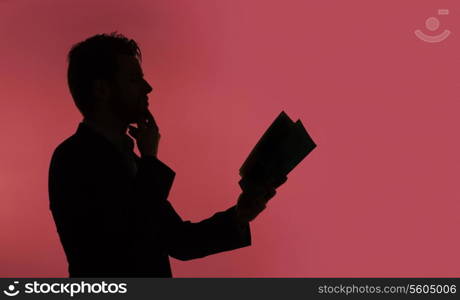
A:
[92,79,110,102]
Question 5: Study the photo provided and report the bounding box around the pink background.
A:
[0,0,459,277]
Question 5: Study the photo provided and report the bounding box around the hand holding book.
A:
[235,111,316,224]
[239,111,317,192]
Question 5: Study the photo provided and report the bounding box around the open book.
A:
[239,111,317,191]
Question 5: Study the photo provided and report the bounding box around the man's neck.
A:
[82,115,128,142]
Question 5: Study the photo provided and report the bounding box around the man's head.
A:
[67,32,153,124]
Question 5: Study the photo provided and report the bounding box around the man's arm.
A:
[159,202,251,261]
[128,109,253,260]
[136,155,251,261]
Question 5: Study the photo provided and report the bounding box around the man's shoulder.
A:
[51,133,87,161]
[51,123,110,160]
[50,128,108,170]
[48,129,116,195]
[49,124,126,177]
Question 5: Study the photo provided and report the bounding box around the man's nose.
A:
[144,79,153,94]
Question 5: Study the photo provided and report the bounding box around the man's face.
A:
[107,54,153,124]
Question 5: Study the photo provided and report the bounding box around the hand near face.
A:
[128,108,160,158]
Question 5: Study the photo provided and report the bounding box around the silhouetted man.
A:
[48,32,284,277]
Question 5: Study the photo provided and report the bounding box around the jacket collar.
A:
[76,121,135,154]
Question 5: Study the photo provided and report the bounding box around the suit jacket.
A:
[48,122,251,277]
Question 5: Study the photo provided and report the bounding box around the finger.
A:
[137,118,147,129]
[239,203,264,222]
[252,196,267,208]
[128,126,138,138]
[249,200,266,218]
[240,193,267,211]
[271,176,288,188]
[247,184,271,197]
[245,188,275,205]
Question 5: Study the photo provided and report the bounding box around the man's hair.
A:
[67,32,142,117]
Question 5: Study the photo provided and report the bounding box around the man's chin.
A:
[127,113,144,125]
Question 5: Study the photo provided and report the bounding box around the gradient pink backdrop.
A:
[0,0,459,277]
